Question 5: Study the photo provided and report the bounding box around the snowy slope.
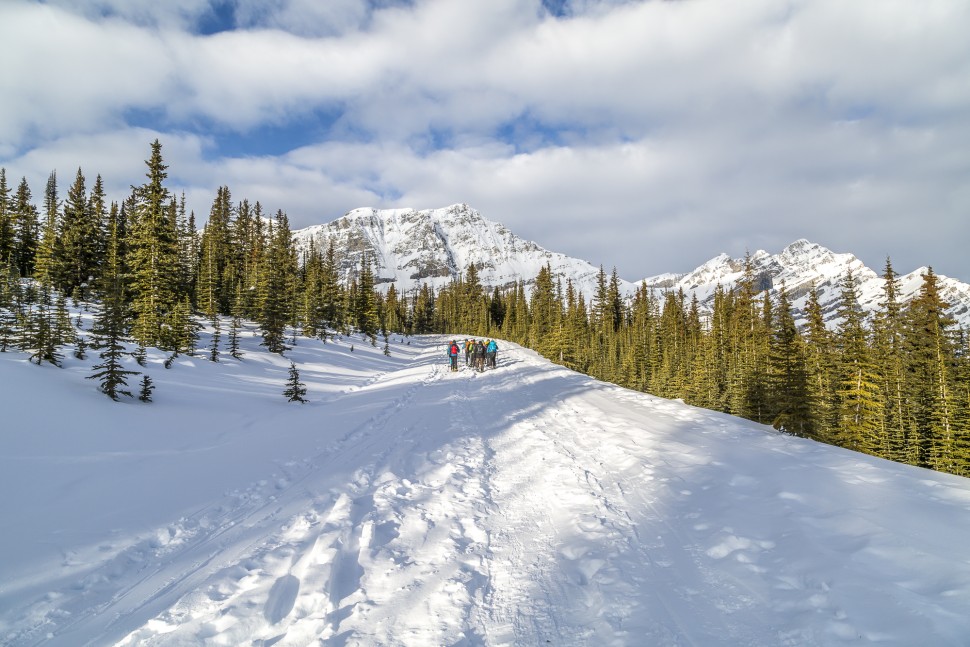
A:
[2,320,970,645]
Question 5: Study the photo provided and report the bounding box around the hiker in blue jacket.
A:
[486,339,498,369]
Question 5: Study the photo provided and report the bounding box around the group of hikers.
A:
[448,338,498,372]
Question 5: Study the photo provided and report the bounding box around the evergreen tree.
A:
[12,177,39,278]
[88,292,138,400]
[129,140,180,348]
[384,283,403,333]
[196,186,233,315]
[209,313,221,362]
[257,212,295,354]
[489,286,506,332]
[33,172,62,287]
[834,269,884,454]
[727,253,761,418]
[952,329,970,475]
[0,169,12,265]
[59,168,101,298]
[412,284,435,335]
[803,284,837,443]
[528,264,560,359]
[165,297,200,363]
[139,374,155,402]
[283,361,307,403]
[88,199,139,399]
[462,263,485,334]
[355,252,379,344]
[228,284,244,360]
[26,284,63,366]
[903,268,957,471]
[87,174,109,289]
[871,258,908,461]
[768,284,813,436]
[0,259,18,351]
[319,237,343,334]
[73,334,88,360]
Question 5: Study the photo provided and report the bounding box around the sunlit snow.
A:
[2,318,969,646]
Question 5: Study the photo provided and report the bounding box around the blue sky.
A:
[2,0,969,282]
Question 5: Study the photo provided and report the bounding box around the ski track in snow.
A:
[3,336,970,646]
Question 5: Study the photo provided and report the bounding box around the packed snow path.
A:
[2,335,970,646]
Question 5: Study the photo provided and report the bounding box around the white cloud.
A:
[1,0,969,282]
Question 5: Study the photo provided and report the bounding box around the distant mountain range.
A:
[293,204,970,328]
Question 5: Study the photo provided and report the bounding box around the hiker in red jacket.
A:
[448,340,460,372]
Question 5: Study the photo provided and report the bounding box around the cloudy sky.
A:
[2,0,968,282]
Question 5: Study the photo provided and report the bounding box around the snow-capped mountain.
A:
[294,204,970,328]
[644,239,970,328]
[293,203,636,297]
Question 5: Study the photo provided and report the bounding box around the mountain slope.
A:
[645,238,970,327]
[294,205,970,328]
[293,203,636,298]
[2,325,970,645]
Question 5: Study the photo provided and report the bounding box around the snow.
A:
[292,205,970,329]
[2,319,970,646]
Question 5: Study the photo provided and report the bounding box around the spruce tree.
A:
[139,375,155,402]
[803,284,836,443]
[209,313,221,362]
[228,284,244,360]
[91,200,139,399]
[164,297,200,363]
[12,177,39,278]
[59,168,101,298]
[320,237,342,334]
[27,284,63,367]
[88,291,138,400]
[355,252,379,345]
[87,175,109,291]
[283,361,307,403]
[903,268,957,471]
[129,140,180,348]
[528,264,559,359]
[33,172,62,288]
[834,269,883,454]
[257,213,294,354]
[768,284,813,436]
[462,263,484,334]
[0,259,19,352]
[871,258,908,461]
[0,169,12,265]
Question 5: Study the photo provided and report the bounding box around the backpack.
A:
[487,340,497,352]
[450,344,459,356]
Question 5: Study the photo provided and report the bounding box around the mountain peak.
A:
[293,205,636,295]
[294,206,970,328]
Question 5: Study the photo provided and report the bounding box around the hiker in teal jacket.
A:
[486,339,498,369]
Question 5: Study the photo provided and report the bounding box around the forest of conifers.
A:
[1,141,968,477]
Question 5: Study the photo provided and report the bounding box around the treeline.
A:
[2,141,968,476]
[0,140,390,398]
[423,258,970,477]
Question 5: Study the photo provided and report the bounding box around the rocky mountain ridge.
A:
[293,204,970,328]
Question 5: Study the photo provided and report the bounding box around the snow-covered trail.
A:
[3,334,970,646]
